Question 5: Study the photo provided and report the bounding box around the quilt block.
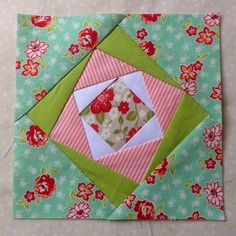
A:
[14,13,224,220]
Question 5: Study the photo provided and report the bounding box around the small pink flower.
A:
[66,202,91,219]
[145,174,156,184]
[136,28,148,40]
[24,191,35,202]
[203,13,220,27]
[180,81,197,96]
[204,181,224,207]
[205,157,216,169]
[123,194,136,209]
[25,38,49,59]
[193,61,203,71]
[186,26,197,36]
[95,189,105,200]
[191,183,202,194]
[187,211,205,220]
[180,64,197,81]
[210,82,222,101]
[196,27,216,45]
[68,44,79,55]
[16,61,21,70]
[203,125,222,149]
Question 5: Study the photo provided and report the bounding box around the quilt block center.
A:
[80,78,155,151]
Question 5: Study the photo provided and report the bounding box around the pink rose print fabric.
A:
[80,79,155,151]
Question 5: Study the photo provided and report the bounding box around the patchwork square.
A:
[14,13,224,221]
[80,78,156,151]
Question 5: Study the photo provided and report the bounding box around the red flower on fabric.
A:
[95,189,105,200]
[220,205,224,211]
[24,191,35,202]
[90,88,114,114]
[131,91,142,103]
[78,27,99,50]
[186,26,197,36]
[123,194,136,209]
[145,174,156,185]
[204,181,224,207]
[140,14,161,24]
[31,16,52,28]
[76,183,94,201]
[21,59,40,77]
[180,64,197,81]
[125,127,141,143]
[118,101,130,114]
[203,125,222,149]
[156,212,169,220]
[66,202,91,219]
[34,174,56,198]
[180,81,197,96]
[26,125,48,147]
[186,211,206,220]
[35,89,47,101]
[90,123,99,133]
[139,41,156,56]
[153,159,168,176]
[134,200,155,220]
[193,60,203,71]
[205,157,216,169]
[191,183,202,194]
[136,28,148,40]
[210,82,222,101]
[16,61,21,70]
[68,44,79,55]
[215,148,223,166]
[196,27,216,45]
[203,13,220,27]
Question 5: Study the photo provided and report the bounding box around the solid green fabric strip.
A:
[53,141,138,207]
[97,26,180,88]
[27,54,91,135]
[145,93,208,177]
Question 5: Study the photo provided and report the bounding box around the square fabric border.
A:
[13,13,224,220]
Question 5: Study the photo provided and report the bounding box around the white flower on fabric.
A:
[25,38,49,59]
[203,12,220,27]
[180,81,197,96]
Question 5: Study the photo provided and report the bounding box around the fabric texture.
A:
[13,13,224,221]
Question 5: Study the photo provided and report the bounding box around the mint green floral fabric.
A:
[15,14,125,119]
[110,115,224,220]
[119,13,222,123]
[13,116,115,219]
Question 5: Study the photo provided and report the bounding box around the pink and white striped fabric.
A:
[50,49,184,183]
[75,49,137,90]
[98,140,160,183]
[142,72,184,133]
[50,95,92,157]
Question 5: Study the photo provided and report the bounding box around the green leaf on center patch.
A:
[96,112,105,124]
[126,111,137,121]
[146,110,155,121]
[118,115,123,124]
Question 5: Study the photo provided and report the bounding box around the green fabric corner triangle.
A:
[53,140,138,207]
[27,54,91,135]
[145,93,209,176]
[97,26,180,88]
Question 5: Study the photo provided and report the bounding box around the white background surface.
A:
[0,0,236,235]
